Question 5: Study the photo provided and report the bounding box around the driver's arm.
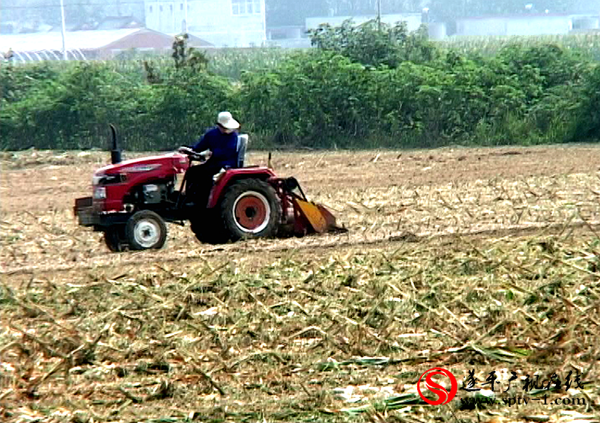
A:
[192,132,211,152]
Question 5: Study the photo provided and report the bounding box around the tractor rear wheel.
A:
[125,210,167,251]
[190,208,229,245]
[221,179,281,241]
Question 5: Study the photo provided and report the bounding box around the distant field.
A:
[441,33,600,59]
[1,146,600,422]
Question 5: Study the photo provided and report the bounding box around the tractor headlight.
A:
[93,173,125,186]
[93,187,107,200]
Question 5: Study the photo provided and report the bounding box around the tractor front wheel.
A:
[104,226,126,252]
[125,210,167,251]
[221,179,281,241]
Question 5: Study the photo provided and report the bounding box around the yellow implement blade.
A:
[295,199,337,233]
[295,199,329,233]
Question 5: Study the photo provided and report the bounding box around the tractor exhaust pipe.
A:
[110,124,122,165]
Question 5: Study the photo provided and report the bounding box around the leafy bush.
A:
[239,51,378,147]
[571,65,600,141]
[1,26,599,151]
[0,60,233,150]
[238,40,594,148]
[308,20,437,68]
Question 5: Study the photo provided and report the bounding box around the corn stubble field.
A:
[2,146,600,423]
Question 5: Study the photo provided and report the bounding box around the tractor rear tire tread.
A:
[190,209,230,245]
[221,179,281,241]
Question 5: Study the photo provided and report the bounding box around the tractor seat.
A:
[236,134,249,168]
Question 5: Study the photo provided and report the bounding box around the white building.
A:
[0,28,212,62]
[456,13,600,37]
[144,0,266,47]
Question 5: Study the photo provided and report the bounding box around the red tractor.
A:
[74,126,343,252]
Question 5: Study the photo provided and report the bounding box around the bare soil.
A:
[1,145,598,214]
[2,145,600,276]
[1,145,600,423]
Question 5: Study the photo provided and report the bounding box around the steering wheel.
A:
[178,146,211,162]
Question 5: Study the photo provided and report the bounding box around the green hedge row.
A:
[1,31,599,151]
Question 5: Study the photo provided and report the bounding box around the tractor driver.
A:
[185,111,241,207]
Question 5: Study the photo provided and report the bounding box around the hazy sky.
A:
[1,0,598,32]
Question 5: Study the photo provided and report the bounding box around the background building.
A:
[456,13,600,36]
[0,0,146,34]
[144,0,267,47]
[0,28,211,62]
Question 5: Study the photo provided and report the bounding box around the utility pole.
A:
[184,0,189,33]
[59,0,67,60]
[377,0,382,31]
[261,0,267,45]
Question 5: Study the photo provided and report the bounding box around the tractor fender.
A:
[207,167,276,209]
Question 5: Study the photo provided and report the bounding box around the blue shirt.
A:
[192,127,239,169]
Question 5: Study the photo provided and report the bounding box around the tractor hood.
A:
[94,153,189,180]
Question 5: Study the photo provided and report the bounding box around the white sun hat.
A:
[217,111,240,130]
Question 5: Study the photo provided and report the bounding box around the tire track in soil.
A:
[3,221,598,279]
[5,146,600,280]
